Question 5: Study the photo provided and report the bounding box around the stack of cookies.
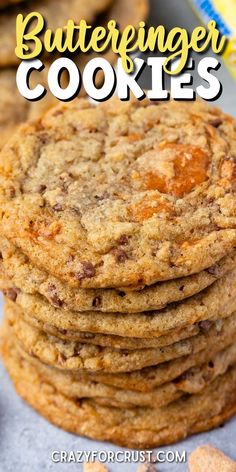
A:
[0,97,236,448]
[0,0,148,150]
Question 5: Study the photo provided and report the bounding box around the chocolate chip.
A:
[37,184,47,194]
[59,175,69,194]
[148,100,160,106]
[53,203,62,211]
[72,207,82,216]
[199,320,212,332]
[94,192,109,201]
[95,260,104,268]
[92,296,101,308]
[112,248,129,263]
[57,353,66,364]
[58,328,67,335]
[0,251,3,260]
[3,288,18,302]
[74,346,81,356]
[179,285,184,292]
[208,360,214,368]
[52,109,63,117]
[209,118,222,128]
[206,264,220,277]
[67,254,75,265]
[122,351,129,357]
[60,184,68,194]
[117,291,126,297]
[51,294,63,308]
[173,372,188,384]
[75,262,96,280]
[117,235,129,245]
[47,284,64,308]
[9,187,16,198]
[39,132,49,144]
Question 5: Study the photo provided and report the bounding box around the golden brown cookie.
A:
[7,302,236,373]
[83,463,108,472]
[7,299,200,349]
[16,318,236,393]
[6,312,194,373]
[2,267,236,339]
[16,337,236,408]
[0,0,27,8]
[189,445,236,472]
[0,99,235,288]
[1,238,235,313]
[0,0,112,67]
[0,67,58,150]
[2,334,236,448]
[81,321,236,392]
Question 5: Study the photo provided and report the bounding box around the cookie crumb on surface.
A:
[189,445,236,471]
[83,461,108,472]
[137,462,157,471]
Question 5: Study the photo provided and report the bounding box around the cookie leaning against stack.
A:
[0,97,236,448]
[0,0,113,148]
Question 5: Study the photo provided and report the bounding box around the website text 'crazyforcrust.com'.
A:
[51,449,187,464]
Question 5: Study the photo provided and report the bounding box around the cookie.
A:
[0,0,149,150]
[7,303,236,373]
[5,302,235,392]
[0,67,58,151]
[17,337,236,408]
[7,313,194,373]
[76,0,149,93]
[8,299,200,350]
[31,314,236,393]
[0,99,235,289]
[189,445,236,472]
[84,463,108,472]
[0,0,27,8]
[2,336,236,448]
[5,307,236,395]
[2,267,236,339]
[1,238,236,313]
[0,0,112,67]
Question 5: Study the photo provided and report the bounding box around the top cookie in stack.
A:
[1,98,236,449]
[0,98,236,289]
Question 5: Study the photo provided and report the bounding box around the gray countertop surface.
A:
[1,1,236,470]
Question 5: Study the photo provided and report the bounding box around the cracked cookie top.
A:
[0,97,236,288]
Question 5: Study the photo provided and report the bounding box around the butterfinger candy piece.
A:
[189,445,236,472]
